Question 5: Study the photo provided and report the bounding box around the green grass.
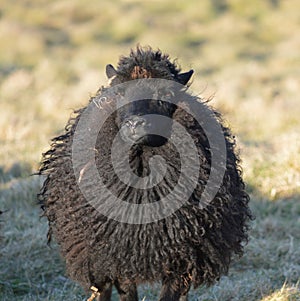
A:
[1,0,300,300]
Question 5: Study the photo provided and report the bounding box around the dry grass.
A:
[0,0,300,300]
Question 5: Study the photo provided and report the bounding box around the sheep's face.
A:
[106,64,193,147]
[115,89,177,147]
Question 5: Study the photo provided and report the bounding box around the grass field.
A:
[0,0,300,300]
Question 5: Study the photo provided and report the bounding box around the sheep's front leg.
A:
[158,278,190,301]
[115,280,138,301]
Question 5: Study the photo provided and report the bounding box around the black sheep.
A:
[39,46,253,301]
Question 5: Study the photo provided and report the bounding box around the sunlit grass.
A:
[261,283,300,301]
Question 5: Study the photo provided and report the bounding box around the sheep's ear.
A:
[106,64,117,79]
[177,69,194,85]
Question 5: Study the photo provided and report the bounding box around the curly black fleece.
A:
[39,47,253,294]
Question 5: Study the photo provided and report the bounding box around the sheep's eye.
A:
[157,89,174,102]
[162,90,174,99]
[165,92,173,98]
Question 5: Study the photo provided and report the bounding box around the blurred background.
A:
[0,0,299,300]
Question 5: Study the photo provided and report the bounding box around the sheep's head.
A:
[105,47,193,147]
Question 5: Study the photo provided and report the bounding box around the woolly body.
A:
[39,47,252,300]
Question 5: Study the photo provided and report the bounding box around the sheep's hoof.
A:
[87,286,100,301]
